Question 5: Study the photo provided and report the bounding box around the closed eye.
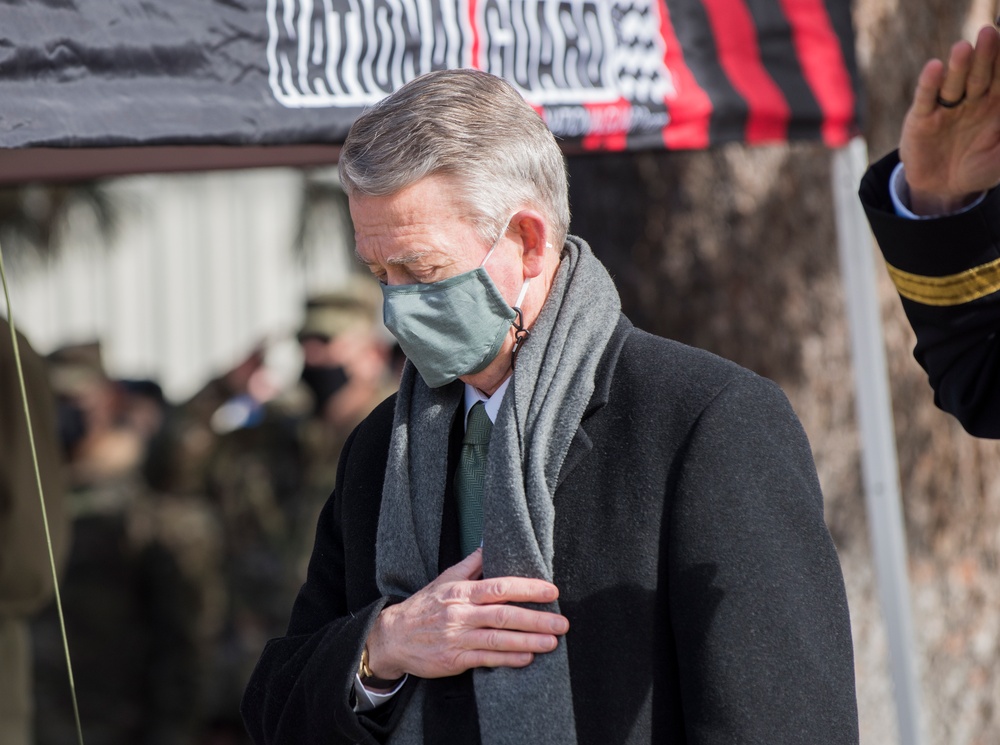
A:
[355,248,435,279]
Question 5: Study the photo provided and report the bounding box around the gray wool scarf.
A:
[376,236,621,745]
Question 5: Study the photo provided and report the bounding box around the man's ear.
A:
[509,210,549,279]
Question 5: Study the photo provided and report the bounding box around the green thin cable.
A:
[0,239,86,745]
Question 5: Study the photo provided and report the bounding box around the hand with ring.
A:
[899,25,1000,215]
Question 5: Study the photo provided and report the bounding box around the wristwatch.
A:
[358,644,403,689]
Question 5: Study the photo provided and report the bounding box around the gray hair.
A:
[338,68,570,246]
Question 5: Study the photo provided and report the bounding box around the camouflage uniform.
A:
[195,290,400,734]
[159,348,305,741]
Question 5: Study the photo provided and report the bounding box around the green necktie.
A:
[455,401,492,557]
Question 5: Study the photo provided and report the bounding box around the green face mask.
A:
[381,223,531,388]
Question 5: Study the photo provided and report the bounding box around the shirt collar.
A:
[462,376,511,427]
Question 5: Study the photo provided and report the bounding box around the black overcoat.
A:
[242,315,858,744]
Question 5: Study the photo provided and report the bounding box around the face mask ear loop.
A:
[510,278,532,365]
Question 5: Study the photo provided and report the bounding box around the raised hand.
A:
[900,25,1000,215]
[363,548,569,683]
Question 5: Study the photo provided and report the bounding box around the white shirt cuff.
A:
[890,162,987,219]
[352,673,407,713]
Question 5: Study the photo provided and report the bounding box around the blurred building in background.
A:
[3,166,375,404]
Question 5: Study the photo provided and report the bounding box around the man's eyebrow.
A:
[354,249,433,266]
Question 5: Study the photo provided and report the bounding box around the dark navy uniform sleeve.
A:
[860,149,1000,437]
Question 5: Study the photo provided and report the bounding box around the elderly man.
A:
[860,24,1000,437]
[242,69,858,745]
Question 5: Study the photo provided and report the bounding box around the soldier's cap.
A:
[298,283,381,342]
[47,341,108,394]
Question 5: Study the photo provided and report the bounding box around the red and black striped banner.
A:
[659,0,859,149]
[0,0,860,156]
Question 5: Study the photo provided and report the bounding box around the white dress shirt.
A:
[889,162,986,219]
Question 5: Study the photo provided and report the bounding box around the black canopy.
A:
[0,0,860,181]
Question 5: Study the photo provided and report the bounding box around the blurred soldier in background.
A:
[0,319,67,745]
[181,345,281,442]
[162,342,302,743]
[183,286,397,743]
[32,342,200,745]
[293,284,396,577]
[23,284,395,744]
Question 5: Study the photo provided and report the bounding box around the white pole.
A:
[831,136,924,745]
